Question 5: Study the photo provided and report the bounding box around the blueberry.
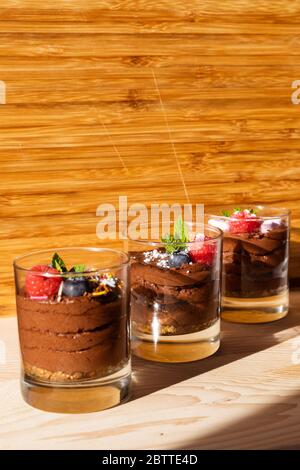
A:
[168,252,190,268]
[62,277,87,297]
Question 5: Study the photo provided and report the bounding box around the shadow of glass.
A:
[131,289,300,400]
[178,389,300,449]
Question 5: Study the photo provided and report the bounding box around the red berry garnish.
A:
[189,235,216,265]
[25,265,62,298]
[229,209,262,234]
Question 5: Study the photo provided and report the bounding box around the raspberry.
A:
[189,235,216,265]
[25,265,62,298]
[229,210,262,234]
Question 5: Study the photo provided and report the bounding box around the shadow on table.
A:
[178,389,300,450]
[131,290,300,400]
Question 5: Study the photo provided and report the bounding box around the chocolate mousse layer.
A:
[223,225,288,298]
[17,294,129,381]
[130,251,219,335]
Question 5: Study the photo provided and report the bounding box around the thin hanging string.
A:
[94,106,129,173]
[151,69,191,204]
[101,122,129,173]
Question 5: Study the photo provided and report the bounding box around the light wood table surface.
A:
[1,290,300,450]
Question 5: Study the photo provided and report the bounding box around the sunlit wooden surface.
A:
[1,290,300,450]
[1,1,300,315]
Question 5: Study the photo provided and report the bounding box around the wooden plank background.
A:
[1,0,300,315]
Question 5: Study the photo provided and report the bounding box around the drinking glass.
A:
[14,247,130,413]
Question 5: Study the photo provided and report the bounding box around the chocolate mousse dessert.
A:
[16,252,129,383]
[129,219,222,362]
[131,251,218,336]
[208,207,289,323]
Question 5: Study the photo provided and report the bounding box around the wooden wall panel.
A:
[0,0,300,314]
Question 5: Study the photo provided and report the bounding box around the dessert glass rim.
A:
[206,204,290,220]
[128,222,222,247]
[13,246,130,277]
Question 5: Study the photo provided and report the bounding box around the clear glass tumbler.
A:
[126,222,222,363]
[207,206,290,323]
[14,247,131,413]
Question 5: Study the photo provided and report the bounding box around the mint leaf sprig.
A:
[51,252,85,274]
[73,264,85,273]
[221,210,231,217]
[221,207,258,217]
[249,208,258,215]
[161,217,189,254]
[52,252,67,273]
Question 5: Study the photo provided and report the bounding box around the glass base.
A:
[132,320,220,363]
[21,362,131,413]
[221,290,289,324]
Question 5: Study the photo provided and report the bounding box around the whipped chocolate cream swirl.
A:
[223,224,289,298]
[17,294,129,381]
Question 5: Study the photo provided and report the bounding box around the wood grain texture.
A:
[0,1,300,315]
[1,290,300,450]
